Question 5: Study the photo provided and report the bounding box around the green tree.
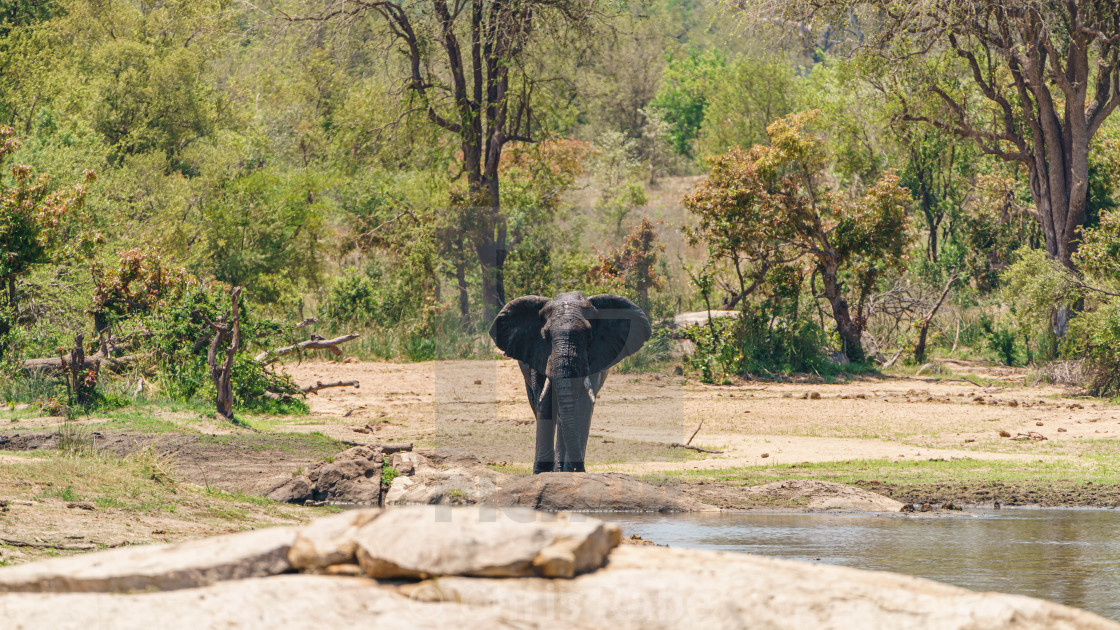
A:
[759,0,1120,274]
[289,0,598,319]
[695,56,798,158]
[684,111,912,361]
[649,48,726,158]
[0,126,95,308]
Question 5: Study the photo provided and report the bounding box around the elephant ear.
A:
[488,295,551,374]
[587,294,651,374]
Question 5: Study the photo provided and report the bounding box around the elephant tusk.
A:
[538,379,551,408]
[584,377,595,404]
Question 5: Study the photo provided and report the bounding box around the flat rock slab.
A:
[418,545,1119,630]
[744,479,905,512]
[0,526,295,593]
[0,574,495,630]
[354,506,621,578]
[492,472,718,512]
[1,546,1116,630]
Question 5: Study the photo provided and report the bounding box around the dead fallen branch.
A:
[670,442,724,454]
[1011,431,1048,441]
[338,441,413,453]
[256,333,360,364]
[0,537,96,551]
[22,353,139,374]
[302,380,359,394]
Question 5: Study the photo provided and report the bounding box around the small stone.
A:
[1036,422,1044,427]
[760,453,769,459]
[473,380,482,385]
[999,431,1011,438]
[1058,428,1068,432]
[808,392,821,400]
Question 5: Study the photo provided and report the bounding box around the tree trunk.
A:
[474,176,506,321]
[819,260,865,363]
[914,273,957,364]
[205,287,241,420]
[6,276,15,310]
[455,247,469,321]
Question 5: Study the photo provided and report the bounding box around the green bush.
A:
[145,286,306,414]
[682,304,832,383]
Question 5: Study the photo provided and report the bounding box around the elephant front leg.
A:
[533,378,557,474]
[556,376,595,473]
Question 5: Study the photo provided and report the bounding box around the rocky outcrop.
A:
[265,445,382,504]
[383,456,505,506]
[381,451,718,512]
[0,506,1114,630]
[492,472,717,512]
[742,480,906,512]
[0,526,295,593]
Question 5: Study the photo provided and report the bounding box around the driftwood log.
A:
[22,353,139,374]
[339,441,414,453]
[255,334,360,364]
[302,380,359,394]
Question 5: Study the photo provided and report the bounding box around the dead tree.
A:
[914,273,959,364]
[61,333,100,406]
[196,287,242,420]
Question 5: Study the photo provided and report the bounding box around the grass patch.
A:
[649,456,1120,506]
[88,410,194,434]
[195,432,343,457]
[659,457,1118,486]
[487,463,532,475]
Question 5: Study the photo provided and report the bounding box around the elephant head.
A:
[489,291,651,473]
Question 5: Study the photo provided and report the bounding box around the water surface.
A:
[606,509,1120,621]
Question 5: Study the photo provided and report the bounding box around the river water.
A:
[606,509,1120,621]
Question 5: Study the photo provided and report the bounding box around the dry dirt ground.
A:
[271,358,1120,508]
[278,358,1117,470]
[2,356,1119,564]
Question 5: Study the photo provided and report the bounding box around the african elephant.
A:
[489,291,651,473]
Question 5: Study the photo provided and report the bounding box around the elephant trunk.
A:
[553,376,593,472]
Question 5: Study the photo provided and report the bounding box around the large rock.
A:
[353,506,621,579]
[287,509,381,571]
[0,533,1115,630]
[0,526,294,593]
[743,480,905,512]
[266,445,382,504]
[383,455,505,506]
[492,472,718,512]
[387,451,435,476]
[410,545,1118,630]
